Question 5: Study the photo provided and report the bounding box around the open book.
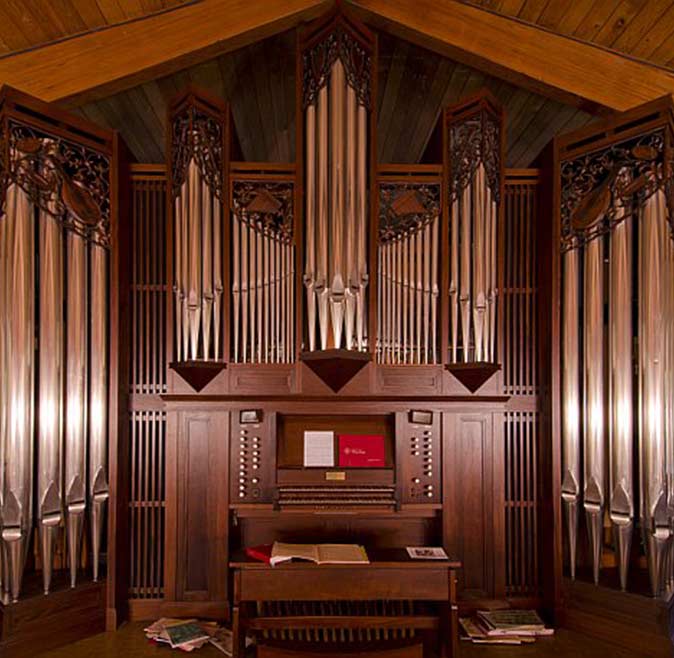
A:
[270,542,369,566]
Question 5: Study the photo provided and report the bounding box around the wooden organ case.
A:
[123,6,547,657]
[0,87,130,655]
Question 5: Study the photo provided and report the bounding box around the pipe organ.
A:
[231,173,296,364]
[376,180,441,365]
[556,97,674,597]
[168,90,229,372]
[301,15,374,354]
[0,88,119,605]
[444,96,503,367]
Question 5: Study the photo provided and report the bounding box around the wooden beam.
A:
[348,0,674,114]
[0,0,330,107]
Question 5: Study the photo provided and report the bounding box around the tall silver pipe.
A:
[213,196,223,362]
[459,180,472,362]
[180,181,189,361]
[65,229,88,589]
[305,103,317,351]
[201,181,213,360]
[316,85,329,351]
[241,219,249,363]
[2,183,34,602]
[232,214,240,362]
[329,59,346,349]
[584,235,606,585]
[344,83,357,351]
[562,247,581,580]
[37,207,64,594]
[174,195,183,361]
[0,182,7,601]
[608,203,633,592]
[356,104,368,351]
[472,164,486,362]
[89,243,109,583]
[187,160,202,360]
[431,214,439,364]
[639,188,669,597]
[450,198,459,362]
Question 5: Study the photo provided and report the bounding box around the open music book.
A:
[270,542,369,566]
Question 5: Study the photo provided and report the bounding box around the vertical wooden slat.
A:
[503,171,540,598]
[128,168,168,600]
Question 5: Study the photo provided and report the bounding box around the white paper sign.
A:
[303,431,335,467]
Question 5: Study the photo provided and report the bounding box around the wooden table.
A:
[230,550,460,658]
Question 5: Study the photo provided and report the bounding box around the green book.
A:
[166,622,210,648]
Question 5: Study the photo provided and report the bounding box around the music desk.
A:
[230,550,460,658]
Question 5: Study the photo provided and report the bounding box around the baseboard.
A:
[128,598,229,621]
[562,577,673,658]
[0,576,105,658]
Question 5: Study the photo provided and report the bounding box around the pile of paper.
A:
[460,609,554,646]
[144,618,233,654]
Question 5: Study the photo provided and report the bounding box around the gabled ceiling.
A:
[2,1,673,167]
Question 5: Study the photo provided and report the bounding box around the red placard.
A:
[338,434,385,468]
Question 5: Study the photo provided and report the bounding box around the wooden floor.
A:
[38,622,639,658]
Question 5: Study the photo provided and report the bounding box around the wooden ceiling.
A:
[8,1,674,168]
[73,28,593,168]
[0,0,190,54]
[461,0,674,68]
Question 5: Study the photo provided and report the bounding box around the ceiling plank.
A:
[0,0,330,107]
[348,0,674,113]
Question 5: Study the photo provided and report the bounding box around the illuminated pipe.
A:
[329,59,346,349]
[37,207,64,594]
[608,201,633,592]
[89,243,109,583]
[561,247,581,580]
[0,181,6,601]
[2,183,35,602]
[187,160,202,360]
[639,188,669,597]
[356,104,368,351]
[583,235,605,585]
[304,103,317,352]
[201,180,213,360]
[65,229,88,589]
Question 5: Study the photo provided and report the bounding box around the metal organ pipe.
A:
[231,180,295,364]
[608,199,633,592]
[65,230,88,589]
[583,233,605,585]
[639,188,669,597]
[561,248,580,581]
[2,183,34,602]
[0,124,112,601]
[558,121,674,598]
[89,243,109,583]
[37,205,63,595]
[305,56,368,352]
[376,184,440,365]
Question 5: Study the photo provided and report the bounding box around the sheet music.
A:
[303,431,335,467]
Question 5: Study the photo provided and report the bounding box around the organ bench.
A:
[230,550,461,658]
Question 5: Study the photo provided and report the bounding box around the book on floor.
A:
[270,542,369,566]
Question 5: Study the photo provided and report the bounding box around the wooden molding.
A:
[347,0,674,114]
[0,0,330,107]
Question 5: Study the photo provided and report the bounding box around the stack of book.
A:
[459,609,554,646]
[144,618,234,654]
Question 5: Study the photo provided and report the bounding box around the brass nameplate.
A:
[326,471,346,481]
